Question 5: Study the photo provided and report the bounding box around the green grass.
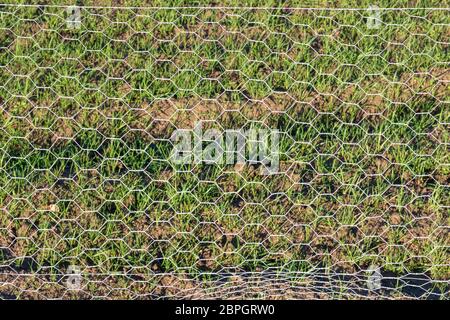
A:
[0,2,448,299]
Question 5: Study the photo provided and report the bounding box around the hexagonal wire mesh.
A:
[0,4,448,299]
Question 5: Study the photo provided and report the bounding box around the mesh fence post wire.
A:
[0,4,448,299]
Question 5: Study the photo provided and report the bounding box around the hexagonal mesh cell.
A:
[0,4,448,299]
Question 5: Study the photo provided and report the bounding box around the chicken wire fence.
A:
[0,4,448,300]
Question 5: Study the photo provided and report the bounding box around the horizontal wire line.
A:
[0,4,449,10]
